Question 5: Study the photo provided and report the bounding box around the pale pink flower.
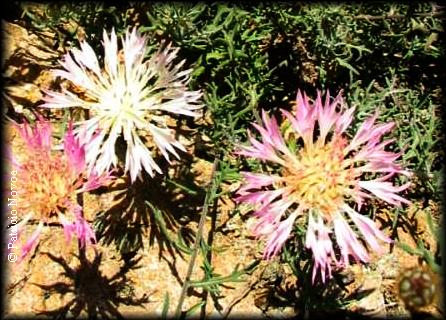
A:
[9,118,113,262]
[40,28,202,182]
[236,89,411,283]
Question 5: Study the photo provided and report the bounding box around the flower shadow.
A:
[250,235,383,318]
[252,268,378,318]
[92,156,206,261]
[32,251,152,319]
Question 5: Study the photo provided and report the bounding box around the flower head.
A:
[41,28,202,182]
[236,89,411,283]
[9,117,113,262]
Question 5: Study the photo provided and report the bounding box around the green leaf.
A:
[397,241,423,256]
[206,51,225,62]
[335,57,360,75]
[146,201,193,254]
[425,210,438,238]
[161,292,170,320]
[165,178,199,196]
[191,66,206,79]
[185,301,206,317]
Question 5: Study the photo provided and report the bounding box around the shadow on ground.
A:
[92,156,205,258]
[32,251,152,319]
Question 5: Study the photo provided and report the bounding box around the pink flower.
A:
[62,204,97,248]
[40,27,202,182]
[16,114,52,152]
[63,121,86,175]
[236,89,411,283]
[9,118,113,261]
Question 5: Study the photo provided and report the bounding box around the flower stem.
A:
[76,193,87,263]
[174,157,219,318]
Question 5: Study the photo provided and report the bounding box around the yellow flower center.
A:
[283,135,353,216]
[19,152,79,220]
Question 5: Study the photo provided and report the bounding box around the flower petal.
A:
[263,210,298,259]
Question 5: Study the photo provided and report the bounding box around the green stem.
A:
[76,193,87,264]
[174,157,219,318]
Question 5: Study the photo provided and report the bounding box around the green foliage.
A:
[345,77,443,200]
[271,3,444,89]
[161,292,170,320]
[398,241,441,273]
[397,209,442,273]
[140,4,281,151]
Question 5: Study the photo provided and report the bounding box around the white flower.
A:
[41,28,202,182]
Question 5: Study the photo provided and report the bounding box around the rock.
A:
[2,21,61,117]
[1,21,28,67]
[191,158,213,187]
[353,271,386,317]
[2,21,59,70]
